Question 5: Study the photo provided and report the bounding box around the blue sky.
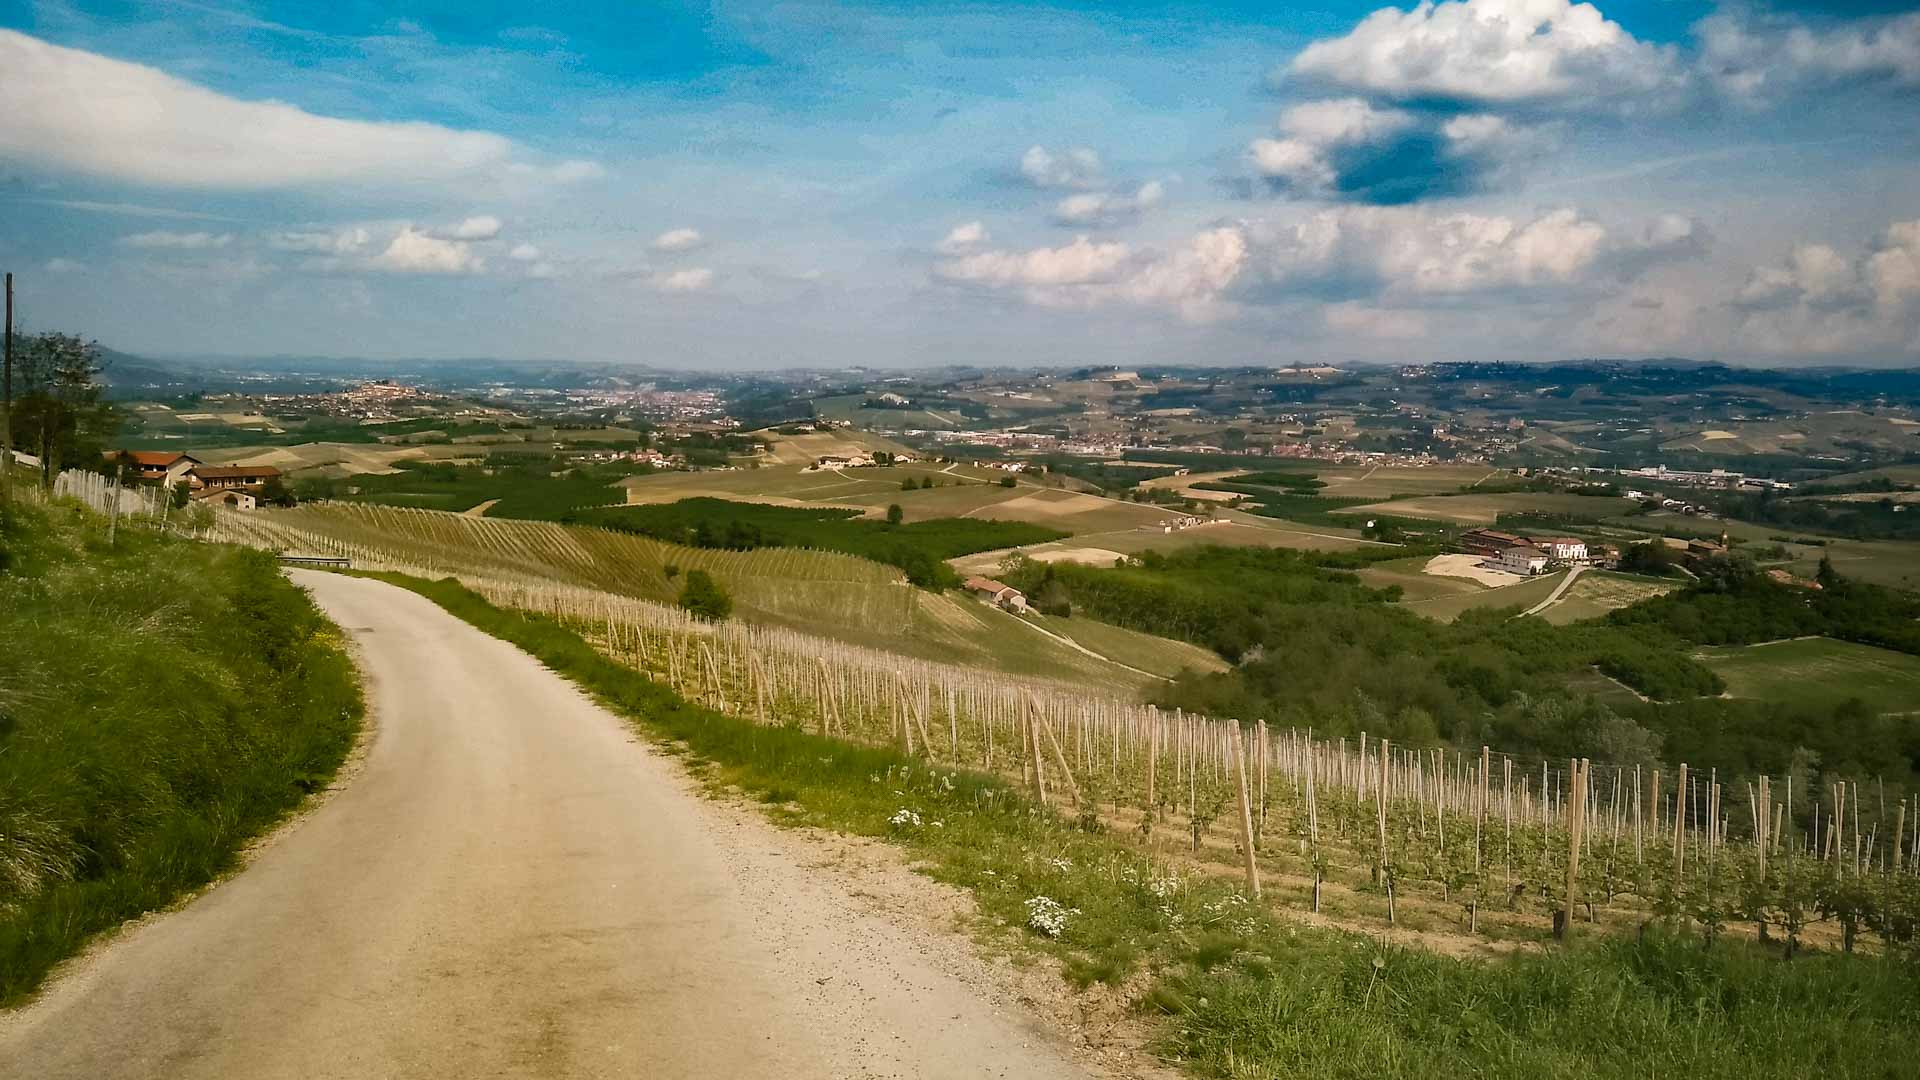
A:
[1,0,1916,368]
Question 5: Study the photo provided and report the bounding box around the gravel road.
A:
[0,571,1099,1080]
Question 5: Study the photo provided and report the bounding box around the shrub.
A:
[677,569,733,620]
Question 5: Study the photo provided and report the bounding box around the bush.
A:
[677,569,732,620]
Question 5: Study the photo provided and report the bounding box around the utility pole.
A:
[2,271,13,506]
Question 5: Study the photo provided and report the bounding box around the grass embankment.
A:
[0,499,361,1005]
[366,571,1920,1079]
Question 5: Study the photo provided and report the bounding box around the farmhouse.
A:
[105,450,201,487]
[963,576,1028,613]
[191,464,283,490]
[1534,537,1588,562]
[1459,529,1527,558]
[1494,545,1550,576]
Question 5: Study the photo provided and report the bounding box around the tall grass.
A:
[376,571,1920,1079]
[0,499,362,1005]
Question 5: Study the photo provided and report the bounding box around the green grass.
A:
[327,457,643,517]
[1398,570,1568,622]
[365,570,1920,1080]
[0,498,362,1005]
[1696,637,1920,714]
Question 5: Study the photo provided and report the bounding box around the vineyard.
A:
[461,574,1920,957]
[60,473,1918,957]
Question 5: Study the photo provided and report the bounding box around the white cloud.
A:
[44,257,85,274]
[509,243,542,261]
[1725,220,1920,356]
[527,261,558,280]
[937,221,989,255]
[0,30,591,190]
[1247,205,1613,295]
[1249,98,1414,191]
[120,230,233,249]
[449,215,501,241]
[1019,145,1104,190]
[936,235,1133,289]
[1288,0,1679,104]
[653,267,714,292]
[652,228,704,252]
[933,229,1246,320]
[269,227,372,255]
[370,226,485,274]
[1054,181,1167,227]
[1698,9,1920,104]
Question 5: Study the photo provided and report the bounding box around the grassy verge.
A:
[361,570,1920,1079]
[0,499,362,1005]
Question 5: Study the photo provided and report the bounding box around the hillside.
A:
[0,496,362,1004]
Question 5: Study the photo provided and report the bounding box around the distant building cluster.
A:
[105,450,283,510]
[1459,528,1593,576]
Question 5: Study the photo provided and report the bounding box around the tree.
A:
[171,480,191,509]
[1816,553,1841,590]
[12,333,116,488]
[886,502,904,525]
[998,475,1016,488]
[259,474,296,508]
[676,570,732,620]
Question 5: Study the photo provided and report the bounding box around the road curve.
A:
[0,571,1095,1080]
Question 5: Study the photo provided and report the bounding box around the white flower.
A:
[889,808,924,829]
[1025,896,1078,938]
[1047,857,1074,873]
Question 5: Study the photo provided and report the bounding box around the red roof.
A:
[114,450,199,468]
[964,576,1017,594]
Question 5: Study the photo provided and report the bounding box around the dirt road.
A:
[0,572,1098,1080]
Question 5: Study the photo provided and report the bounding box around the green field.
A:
[1039,614,1230,678]
[1695,637,1920,713]
[1356,555,1487,601]
[1397,570,1568,622]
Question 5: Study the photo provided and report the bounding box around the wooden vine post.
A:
[1232,725,1261,899]
[1557,757,1588,941]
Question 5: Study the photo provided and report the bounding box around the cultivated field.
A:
[1398,569,1569,622]
[1314,463,1503,499]
[1356,555,1492,601]
[1536,571,1681,625]
[1695,637,1920,714]
[1352,492,1640,525]
[194,441,471,476]
[211,501,1191,689]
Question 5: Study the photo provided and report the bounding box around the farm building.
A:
[191,464,283,490]
[963,576,1028,613]
[194,488,258,511]
[1493,545,1549,576]
[1534,537,1588,561]
[105,450,201,487]
[1459,529,1527,557]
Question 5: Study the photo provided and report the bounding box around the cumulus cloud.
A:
[937,221,989,255]
[370,227,485,274]
[1697,9,1920,104]
[448,215,501,241]
[1723,221,1920,356]
[652,267,714,292]
[652,228,704,253]
[1249,99,1544,203]
[1019,145,1104,190]
[0,30,592,190]
[932,229,1246,320]
[936,235,1132,289]
[120,230,233,249]
[1246,205,1614,295]
[509,243,542,261]
[44,257,85,274]
[1288,0,1679,105]
[1054,182,1166,226]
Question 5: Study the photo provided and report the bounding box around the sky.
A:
[0,0,1917,369]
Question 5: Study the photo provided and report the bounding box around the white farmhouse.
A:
[1495,545,1550,576]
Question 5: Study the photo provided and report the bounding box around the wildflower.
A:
[1025,896,1079,938]
[889,808,923,829]
[1047,857,1074,873]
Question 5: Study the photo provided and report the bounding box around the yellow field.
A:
[1397,570,1568,622]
